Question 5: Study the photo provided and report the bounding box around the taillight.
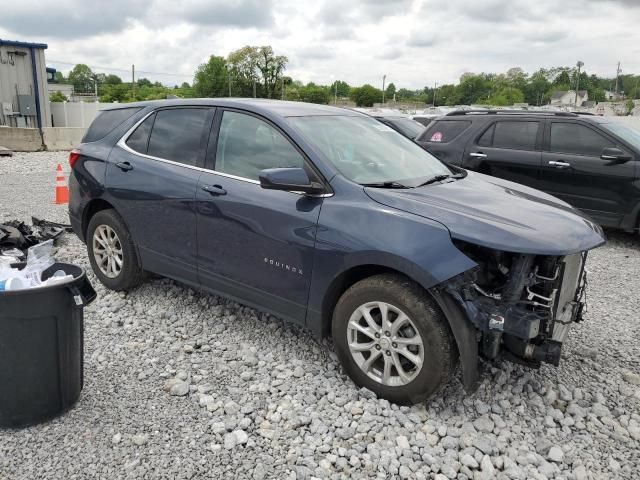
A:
[69,149,81,169]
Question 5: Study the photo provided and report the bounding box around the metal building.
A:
[0,39,52,128]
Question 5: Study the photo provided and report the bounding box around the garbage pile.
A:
[0,217,74,291]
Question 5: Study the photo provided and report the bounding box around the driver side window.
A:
[550,122,614,157]
[215,111,304,181]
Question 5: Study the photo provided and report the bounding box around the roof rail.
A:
[445,109,579,117]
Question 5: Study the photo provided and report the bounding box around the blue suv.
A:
[69,99,605,404]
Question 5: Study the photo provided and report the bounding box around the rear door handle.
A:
[548,160,571,169]
[469,152,487,158]
[115,161,133,172]
[201,184,227,196]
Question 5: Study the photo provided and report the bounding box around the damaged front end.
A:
[443,240,588,368]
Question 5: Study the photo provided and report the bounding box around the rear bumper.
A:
[69,212,84,243]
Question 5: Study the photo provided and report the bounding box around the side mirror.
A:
[259,167,325,195]
[601,147,631,163]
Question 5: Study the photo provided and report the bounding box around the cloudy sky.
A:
[1,0,638,89]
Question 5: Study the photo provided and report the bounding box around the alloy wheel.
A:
[92,224,123,279]
[347,301,424,386]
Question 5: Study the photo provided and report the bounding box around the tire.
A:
[86,209,144,291]
[332,273,457,405]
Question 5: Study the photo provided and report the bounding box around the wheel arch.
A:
[319,264,402,337]
[83,199,143,269]
[317,262,480,394]
[82,198,116,240]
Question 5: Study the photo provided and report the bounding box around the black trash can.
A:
[0,262,96,428]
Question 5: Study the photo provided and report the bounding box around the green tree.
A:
[68,64,94,93]
[330,80,351,98]
[298,84,330,104]
[227,45,288,98]
[227,45,260,96]
[255,46,287,98]
[49,91,68,102]
[455,74,492,104]
[385,82,397,100]
[137,78,153,88]
[626,99,635,115]
[349,84,382,107]
[553,69,571,87]
[435,84,457,106]
[525,69,551,105]
[103,74,122,85]
[503,67,528,92]
[193,55,229,97]
[487,87,525,106]
[396,88,417,101]
[53,71,65,83]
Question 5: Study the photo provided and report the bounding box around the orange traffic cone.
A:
[54,163,69,205]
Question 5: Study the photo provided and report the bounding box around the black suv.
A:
[368,112,426,140]
[416,110,640,233]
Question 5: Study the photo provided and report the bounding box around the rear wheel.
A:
[87,209,144,290]
[332,274,456,404]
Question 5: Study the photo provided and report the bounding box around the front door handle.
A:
[469,152,487,158]
[548,160,571,169]
[115,161,133,172]
[201,184,227,196]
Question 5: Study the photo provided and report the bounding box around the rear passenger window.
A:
[491,121,539,150]
[147,108,210,166]
[420,120,471,143]
[82,107,142,143]
[215,111,304,181]
[126,113,155,154]
[550,123,614,156]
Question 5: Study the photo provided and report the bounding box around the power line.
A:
[47,59,192,78]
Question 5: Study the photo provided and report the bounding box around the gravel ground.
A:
[0,151,639,480]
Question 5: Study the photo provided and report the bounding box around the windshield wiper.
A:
[361,181,410,189]
[417,172,465,187]
[417,174,452,186]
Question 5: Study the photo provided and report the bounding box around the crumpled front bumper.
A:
[444,250,588,367]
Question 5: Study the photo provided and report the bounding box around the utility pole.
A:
[575,60,584,106]
[382,74,386,104]
[433,81,438,107]
[228,72,232,97]
[334,82,338,105]
[253,80,256,98]
[614,61,622,95]
[281,77,285,100]
[132,64,135,99]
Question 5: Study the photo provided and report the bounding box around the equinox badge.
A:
[264,257,303,275]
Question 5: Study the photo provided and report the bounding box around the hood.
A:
[365,171,606,256]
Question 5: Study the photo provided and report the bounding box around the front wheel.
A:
[332,274,457,404]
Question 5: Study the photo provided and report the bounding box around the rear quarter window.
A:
[413,117,433,127]
[82,107,142,143]
[419,120,471,143]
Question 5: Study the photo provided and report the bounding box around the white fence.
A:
[50,101,114,128]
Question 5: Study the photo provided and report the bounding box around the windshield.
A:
[385,117,425,139]
[288,115,451,186]
[602,122,640,151]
